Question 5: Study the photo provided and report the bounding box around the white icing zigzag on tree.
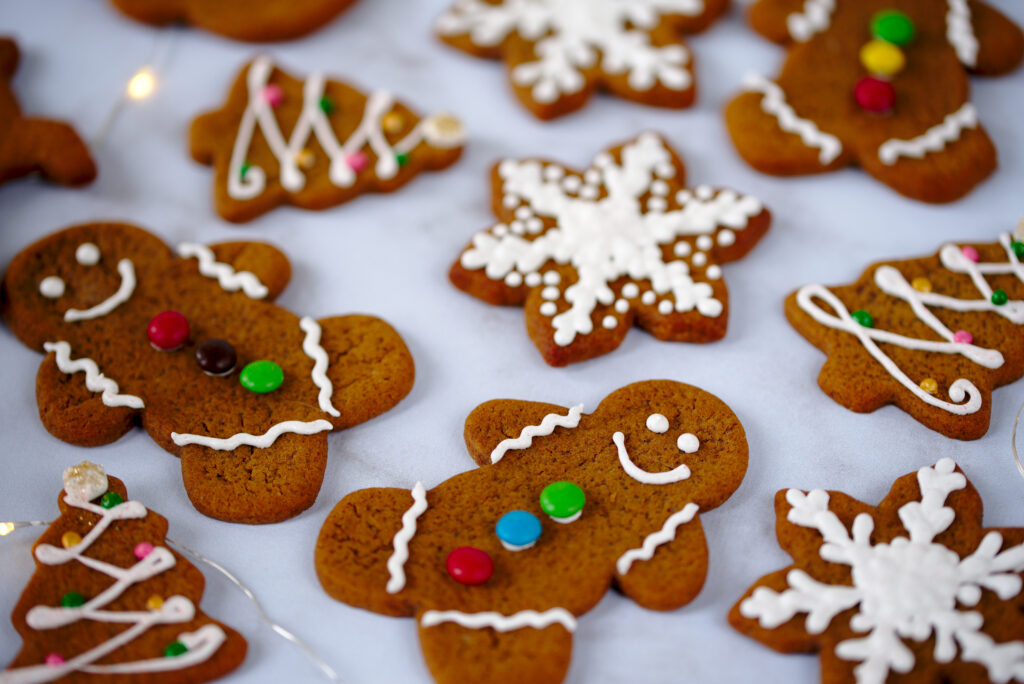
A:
[739,458,1024,684]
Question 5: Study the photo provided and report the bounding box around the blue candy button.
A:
[496,510,542,551]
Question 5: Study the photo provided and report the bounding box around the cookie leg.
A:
[614,513,708,611]
[418,619,573,684]
[0,119,96,186]
[35,354,138,447]
[315,314,415,430]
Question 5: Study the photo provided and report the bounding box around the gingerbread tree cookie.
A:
[730,458,1024,683]
[190,56,465,223]
[0,38,96,189]
[435,0,729,120]
[450,133,771,366]
[725,0,1024,203]
[316,380,748,684]
[0,222,415,524]
[2,462,247,683]
[786,229,1024,440]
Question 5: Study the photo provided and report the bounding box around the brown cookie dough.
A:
[725,0,1023,203]
[4,462,247,682]
[1,222,415,524]
[785,228,1024,440]
[316,380,748,684]
[190,56,465,223]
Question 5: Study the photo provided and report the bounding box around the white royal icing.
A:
[299,316,340,418]
[436,0,703,103]
[612,431,692,485]
[421,608,577,633]
[0,470,227,684]
[460,133,763,347]
[786,0,835,42]
[739,458,1024,684]
[645,413,669,433]
[385,482,428,594]
[676,433,699,453]
[75,243,100,266]
[227,56,452,201]
[38,276,65,299]
[63,259,136,322]
[795,233,1023,416]
[878,103,978,166]
[43,341,144,410]
[490,404,584,464]
[176,242,269,299]
[946,0,979,68]
[62,462,108,502]
[742,74,842,165]
[170,419,333,451]
[616,502,699,575]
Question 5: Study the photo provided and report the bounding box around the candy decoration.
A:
[911,276,932,293]
[539,481,585,523]
[870,10,915,46]
[495,510,542,551]
[240,162,251,179]
[319,96,334,114]
[396,152,410,167]
[346,152,368,172]
[853,76,896,113]
[445,546,493,585]
[296,148,315,170]
[382,111,404,134]
[195,339,237,376]
[147,311,190,351]
[61,592,85,608]
[919,377,938,394]
[60,531,81,549]
[851,310,874,328]
[859,40,905,78]
[100,491,123,509]
[961,246,980,262]
[44,654,64,667]
[134,542,155,559]
[991,289,1008,306]
[239,360,284,393]
[1013,241,1024,259]
[164,641,188,658]
[261,84,284,108]
[952,330,973,344]
[146,595,164,611]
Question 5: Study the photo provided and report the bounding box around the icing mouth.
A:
[612,431,692,485]
[64,259,137,322]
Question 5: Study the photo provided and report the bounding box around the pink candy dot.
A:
[961,246,980,262]
[45,653,64,667]
[953,330,973,344]
[261,84,284,108]
[346,152,369,172]
[134,542,155,559]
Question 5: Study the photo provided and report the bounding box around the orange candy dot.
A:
[296,149,315,170]
[919,378,938,394]
[382,111,405,134]
[61,531,82,548]
[911,277,932,293]
[146,595,164,611]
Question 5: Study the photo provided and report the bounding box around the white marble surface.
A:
[1,1,1023,682]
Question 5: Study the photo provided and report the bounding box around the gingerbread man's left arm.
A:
[969,1,1024,75]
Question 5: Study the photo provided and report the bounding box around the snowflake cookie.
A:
[786,230,1024,440]
[450,133,771,366]
[0,222,414,524]
[316,380,748,684]
[2,462,247,683]
[435,0,729,119]
[730,458,1024,684]
[190,55,465,222]
[725,0,1024,203]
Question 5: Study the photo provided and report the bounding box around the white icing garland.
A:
[227,56,461,201]
[795,233,1023,416]
[739,458,1024,684]
[42,341,144,410]
[170,419,333,451]
[612,431,692,485]
[299,316,341,418]
[460,133,764,347]
[385,482,428,594]
[436,0,702,104]
[878,103,978,166]
[616,502,699,575]
[63,259,136,323]
[741,74,842,165]
[786,0,835,42]
[490,404,584,464]
[176,242,269,299]
[946,0,979,68]
[420,608,577,633]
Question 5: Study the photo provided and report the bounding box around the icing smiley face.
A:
[29,239,138,324]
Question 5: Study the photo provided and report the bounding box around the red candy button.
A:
[854,76,895,113]
[446,546,493,586]
[147,311,189,351]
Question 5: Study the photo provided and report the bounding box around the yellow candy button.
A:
[919,378,938,394]
[61,531,82,548]
[860,39,905,78]
[911,277,932,293]
[146,595,164,611]
[382,111,405,134]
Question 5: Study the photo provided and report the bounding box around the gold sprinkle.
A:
[295,149,315,170]
[911,277,932,293]
[919,378,938,394]
[146,595,164,611]
[61,531,82,548]
[382,111,405,134]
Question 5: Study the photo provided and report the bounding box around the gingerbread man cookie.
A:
[190,56,465,223]
[435,0,729,119]
[730,458,1024,683]
[108,0,359,42]
[2,462,247,683]
[725,0,1024,203]
[316,380,748,684]
[450,133,771,366]
[786,228,1024,439]
[0,223,414,524]
[0,38,96,189]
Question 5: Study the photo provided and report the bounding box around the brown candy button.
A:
[195,339,237,376]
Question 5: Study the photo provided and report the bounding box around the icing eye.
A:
[677,433,699,454]
[75,242,101,266]
[39,276,66,298]
[645,413,669,434]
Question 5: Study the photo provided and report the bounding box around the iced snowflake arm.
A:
[435,0,524,51]
[898,458,967,544]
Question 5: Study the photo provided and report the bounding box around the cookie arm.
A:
[462,398,576,467]
[970,1,1024,75]
[205,241,292,300]
[0,117,96,186]
[614,513,708,611]
[746,0,813,44]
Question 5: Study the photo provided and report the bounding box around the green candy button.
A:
[1012,241,1024,259]
[851,310,875,329]
[871,10,915,46]
[99,492,123,509]
[164,641,188,658]
[991,289,1009,306]
[61,592,85,608]
[240,360,284,393]
[539,481,585,522]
